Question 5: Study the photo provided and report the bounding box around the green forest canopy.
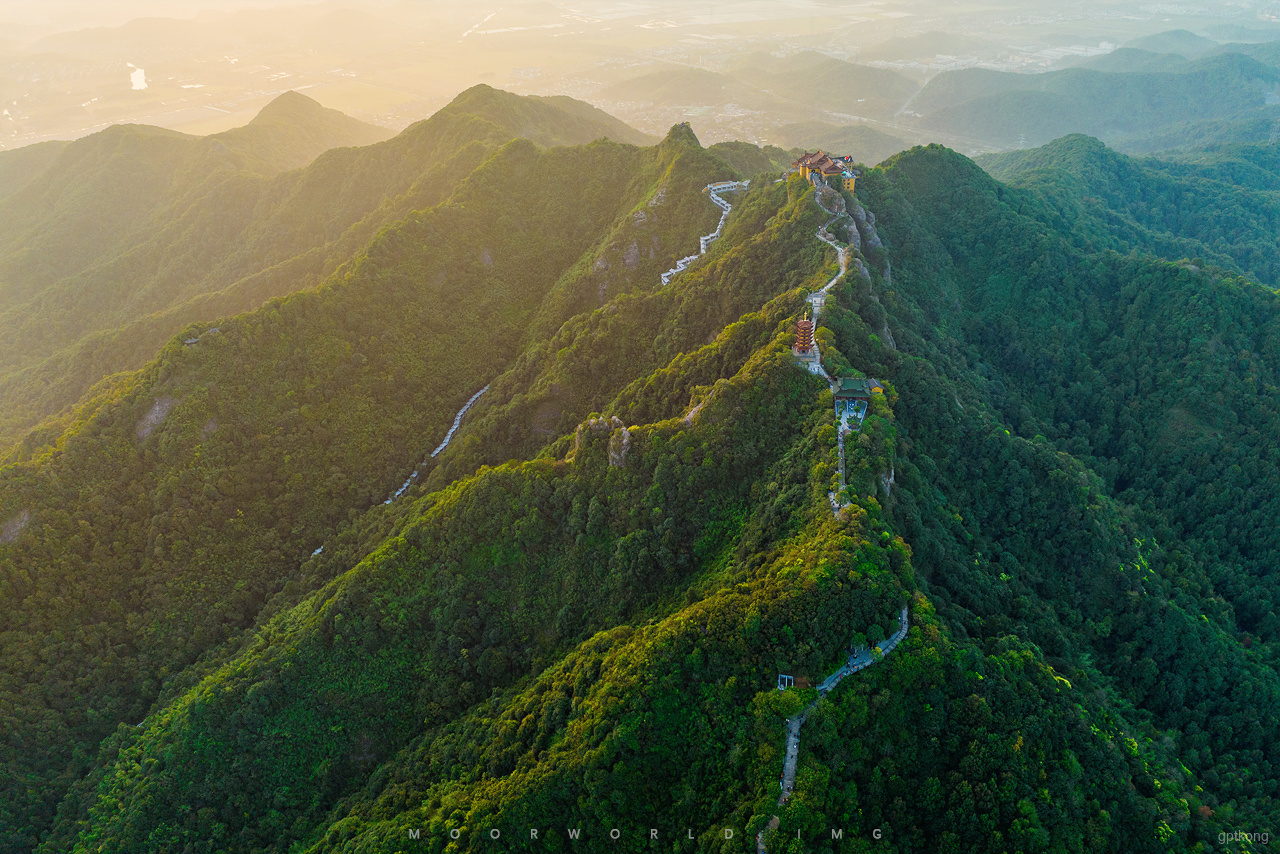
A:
[0,100,1277,852]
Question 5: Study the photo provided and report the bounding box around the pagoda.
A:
[795,314,815,354]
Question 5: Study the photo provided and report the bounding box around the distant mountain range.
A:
[906,51,1280,151]
[600,51,920,123]
[596,39,1280,155]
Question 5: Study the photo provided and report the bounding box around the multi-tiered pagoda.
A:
[795,315,815,354]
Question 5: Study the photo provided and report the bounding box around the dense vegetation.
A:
[977,133,1280,285]
[850,145,1280,842]
[2,93,1278,853]
[0,107,721,850]
[0,86,652,448]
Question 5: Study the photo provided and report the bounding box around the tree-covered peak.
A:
[976,132,1280,285]
[976,134,1129,186]
[420,83,653,149]
[876,142,1010,208]
[661,120,703,150]
[205,90,393,174]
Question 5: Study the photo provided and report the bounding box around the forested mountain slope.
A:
[976,133,1280,285]
[0,91,388,299]
[0,120,721,851]
[2,123,1278,853]
[0,86,652,449]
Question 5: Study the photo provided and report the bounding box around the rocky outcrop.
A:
[1,509,30,544]
[608,418,631,467]
[136,396,175,440]
[849,200,883,249]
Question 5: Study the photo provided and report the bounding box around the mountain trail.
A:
[383,384,490,505]
[758,605,909,853]
[757,176,906,852]
[659,181,749,285]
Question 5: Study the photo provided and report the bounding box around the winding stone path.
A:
[757,176,905,854]
[660,181,750,285]
[384,384,490,505]
[759,605,910,854]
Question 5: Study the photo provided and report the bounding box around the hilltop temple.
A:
[833,376,884,402]
[793,151,859,191]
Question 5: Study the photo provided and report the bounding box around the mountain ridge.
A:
[2,113,1279,852]
[0,86,655,450]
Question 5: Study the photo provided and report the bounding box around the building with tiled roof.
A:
[793,151,858,191]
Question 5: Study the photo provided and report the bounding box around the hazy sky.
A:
[0,0,314,28]
[3,0,1277,152]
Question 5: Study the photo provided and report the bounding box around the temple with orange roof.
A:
[792,150,858,191]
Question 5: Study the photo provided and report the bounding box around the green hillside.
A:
[1111,109,1280,153]
[601,67,765,106]
[1207,39,1280,69]
[706,141,796,176]
[0,139,68,201]
[204,90,394,174]
[2,121,1280,854]
[977,133,1280,284]
[0,120,728,850]
[732,53,920,120]
[0,86,653,449]
[3,117,1279,853]
[1072,47,1194,73]
[1124,29,1218,58]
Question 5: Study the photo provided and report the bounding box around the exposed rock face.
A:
[623,239,640,269]
[481,248,493,266]
[683,383,721,426]
[136,396,176,440]
[608,419,631,467]
[881,322,897,351]
[849,200,883,249]
[571,415,632,466]
[0,509,30,544]
[844,217,861,252]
